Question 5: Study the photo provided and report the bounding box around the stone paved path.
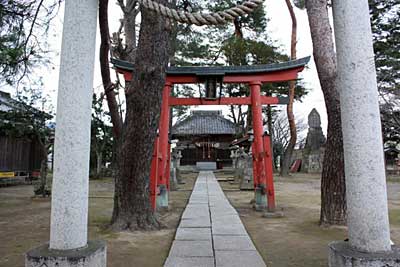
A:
[164,171,266,267]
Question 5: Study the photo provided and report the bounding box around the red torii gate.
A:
[112,56,310,212]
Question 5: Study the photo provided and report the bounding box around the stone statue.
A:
[171,148,184,185]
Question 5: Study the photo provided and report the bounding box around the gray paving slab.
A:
[190,196,209,200]
[192,188,208,192]
[212,223,248,236]
[180,217,211,228]
[182,208,209,219]
[175,228,212,241]
[190,200,209,204]
[211,215,242,225]
[213,235,256,251]
[168,240,213,257]
[215,251,266,267]
[164,257,215,267]
[210,206,237,215]
[191,192,207,196]
[185,204,209,210]
[209,198,229,205]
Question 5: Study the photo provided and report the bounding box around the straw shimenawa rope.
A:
[138,0,264,26]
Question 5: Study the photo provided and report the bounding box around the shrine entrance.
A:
[112,56,310,213]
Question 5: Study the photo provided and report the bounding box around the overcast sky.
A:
[6,1,329,135]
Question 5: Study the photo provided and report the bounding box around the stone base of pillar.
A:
[169,167,178,191]
[262,210,284,218]
[254,187,267,211]
[157,185,169,211]
[328,241,400,267]
[25,240,106,267]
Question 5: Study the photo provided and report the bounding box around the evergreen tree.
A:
[174,0,307,133]
[370,0,400,96]
[303,0,346,225]
[369,0,400,148]
[0,0,62,85]
[90,93,114,178]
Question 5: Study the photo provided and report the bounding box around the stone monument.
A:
[302,108,325,173]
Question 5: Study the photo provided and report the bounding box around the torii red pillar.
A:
[156,82,172,209]
[250,82,268,210]
[263,134,275,211]
[149,136,159,211]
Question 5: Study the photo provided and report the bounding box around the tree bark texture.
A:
[305,0,346,225]
[111,3,171,230]
[280,0,297,176]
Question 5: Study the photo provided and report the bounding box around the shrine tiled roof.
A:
[171,110,236,136]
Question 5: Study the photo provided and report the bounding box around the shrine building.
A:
[171,110,237,169]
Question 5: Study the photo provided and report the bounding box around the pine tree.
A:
[370,0,400,96]
[174,1,307,134]
[302,0,346,225]
[370,0,400,148]
[0,0,62,85]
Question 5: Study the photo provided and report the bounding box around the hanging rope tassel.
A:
[137,0,264,26]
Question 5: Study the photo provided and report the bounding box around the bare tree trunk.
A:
[99,0,122,139]
[280,0,297,176]
[267,105,276,171]
[122,1,139,62]
[96,150,102,177]
[111,2,171,230]
[39,158,48,197]
[305,0,346,225]
[36,137,49,197]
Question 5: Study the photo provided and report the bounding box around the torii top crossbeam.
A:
[112,57,310,84]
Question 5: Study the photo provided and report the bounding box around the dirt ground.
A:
[0,170,399,267]
[215,171,400,267]
[0,171,197,267]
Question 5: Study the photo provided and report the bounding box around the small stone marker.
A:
[240,155,254,190]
